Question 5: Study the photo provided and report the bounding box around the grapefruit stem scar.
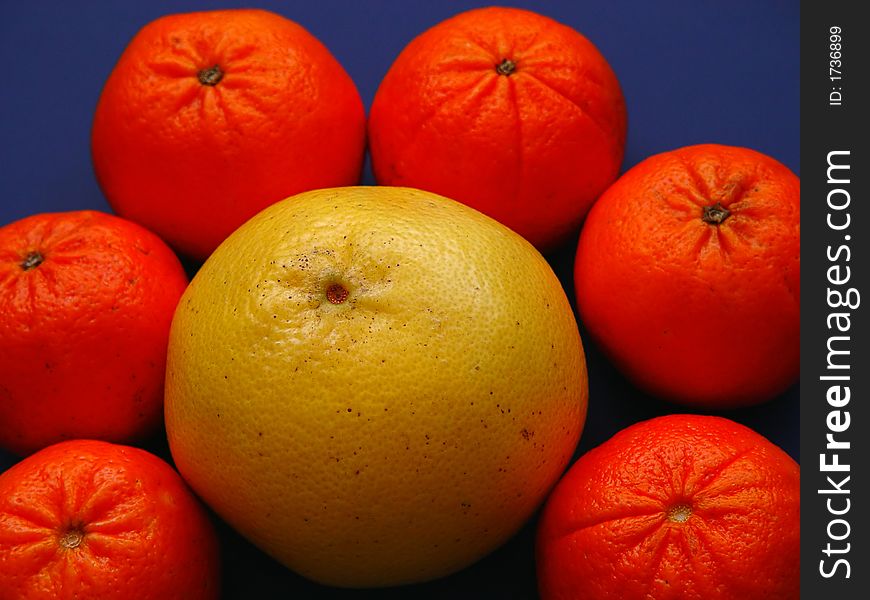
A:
[197,65,224,86]
[20,251,44,270]
[701,202,730,225]
[496,58,516,76]
[325,282,349,304]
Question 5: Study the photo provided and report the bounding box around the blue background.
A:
[1,1,799,598]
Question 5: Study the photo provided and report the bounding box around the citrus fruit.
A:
[164,186,587,587]
[0,439,219,600]
[574,144,800,407]
[368,6,627,250]
[536,414,800,600]
[91,8,366,260]
[0,210,188,456]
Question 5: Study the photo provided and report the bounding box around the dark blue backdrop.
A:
[0,1,798,598]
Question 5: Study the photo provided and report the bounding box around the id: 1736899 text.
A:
[829,26,843,106]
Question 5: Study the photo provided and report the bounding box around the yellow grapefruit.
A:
[164,186,587,586]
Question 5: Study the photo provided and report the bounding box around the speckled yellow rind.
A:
[165,186,586,587]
